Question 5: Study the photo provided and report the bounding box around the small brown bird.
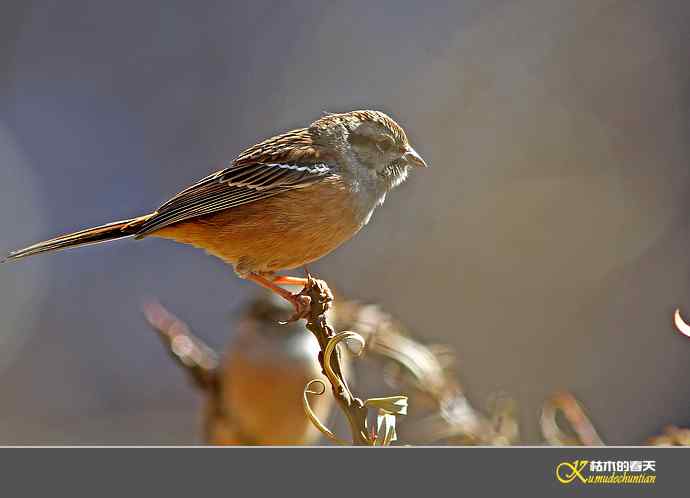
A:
[143,295,338,445]
[5,110,427,316]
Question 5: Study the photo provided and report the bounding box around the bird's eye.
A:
[376,135,395,153]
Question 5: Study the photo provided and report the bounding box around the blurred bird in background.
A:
[143,292,338,445]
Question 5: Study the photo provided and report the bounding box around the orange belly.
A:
[151,176,362,275]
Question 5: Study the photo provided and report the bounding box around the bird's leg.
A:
[270,265,312,287]
[272,267,333,303]
[271,275,309,287]
[247,272,311,321]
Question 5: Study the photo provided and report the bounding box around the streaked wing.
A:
[135,128,332,237]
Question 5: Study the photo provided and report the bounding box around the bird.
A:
[4,110,428,318]
[143,294,338,445]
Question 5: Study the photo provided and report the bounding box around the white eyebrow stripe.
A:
[268,163,330,174]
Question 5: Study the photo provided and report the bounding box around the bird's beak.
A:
[403,146,429,169]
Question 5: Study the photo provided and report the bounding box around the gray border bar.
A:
[0,447,683,496]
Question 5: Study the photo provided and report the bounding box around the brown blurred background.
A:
[0,0,688,444]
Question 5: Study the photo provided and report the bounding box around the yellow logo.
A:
[556,459,656,485]
[556,460,589,484]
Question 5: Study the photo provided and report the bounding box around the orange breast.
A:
[152,176,362,275]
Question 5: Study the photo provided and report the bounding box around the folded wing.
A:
[135,128,332,237]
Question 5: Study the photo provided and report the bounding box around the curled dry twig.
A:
[541,391,603,446]
[673,308,690,338]
[303,379,346,445]
[298,278,407,445]
[298,278,371,444]
[348,304,513,444]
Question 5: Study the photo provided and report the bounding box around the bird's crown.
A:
[311,110,409,148]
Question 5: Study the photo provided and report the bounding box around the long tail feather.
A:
[3,214,152,262]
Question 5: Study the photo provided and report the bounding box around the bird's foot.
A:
[248,272,329,322]
[274,275,334,323]
[280,292,312,323]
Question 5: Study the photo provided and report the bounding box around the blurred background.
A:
[0,0,689,444]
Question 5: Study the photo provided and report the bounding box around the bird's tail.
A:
[3,214,153,262]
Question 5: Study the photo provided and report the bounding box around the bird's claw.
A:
[279,294,312,324]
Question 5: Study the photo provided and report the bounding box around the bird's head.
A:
[311,110,428,190]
